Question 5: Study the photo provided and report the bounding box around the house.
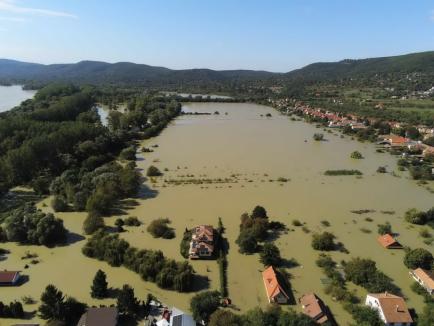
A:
[381,135,410,147]
[377,234,402,249]
[0,271,21,286]
[409,268,434,295]
[156,307,195,326]
[77,307,118,326]
[365,293,413,325]
[299,293,329,324]
[262,266,289,304]
[189,225,215,259]
[422,146,434,157]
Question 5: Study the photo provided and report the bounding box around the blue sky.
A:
[0,0,433,72]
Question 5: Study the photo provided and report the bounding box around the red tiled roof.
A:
[377,234,402,248]
[300,293,329,324]
[262,266,289,302]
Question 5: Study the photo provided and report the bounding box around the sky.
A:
[0,0,433,72]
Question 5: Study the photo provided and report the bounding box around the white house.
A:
[410,268,434,295]
[365,293,413,326]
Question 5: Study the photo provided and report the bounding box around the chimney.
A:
[396,305,399,312]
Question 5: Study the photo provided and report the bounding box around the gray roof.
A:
[77,307,118,326]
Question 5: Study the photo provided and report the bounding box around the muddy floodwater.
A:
[1,102,433,325]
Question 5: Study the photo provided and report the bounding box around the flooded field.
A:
[1,102,433,325]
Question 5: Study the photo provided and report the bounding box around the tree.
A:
[91,269,108,298]
[190,290,220,322]
[39,284,65,320]
[404,248,433,269]
[117,284,139,317]
[377,222,392,235]
[260,243,282,267]
[208,310,241,326]
[119,146,136,161]
[251,205,268,219]
[52,196,68,212]
[404,208,427,225]
[236,229,258,254]
[344,304,383,326]
[146,165,162,177]
[313,133,324,141]
[311,232,336,251]
[147,218,175,239]
[63,297,86,324]
[83,212,105,235]
[418,303,434,326]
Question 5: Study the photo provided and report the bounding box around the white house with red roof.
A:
[365,292,413,325]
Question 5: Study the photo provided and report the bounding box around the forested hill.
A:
[0,51,433,88]
[0,59,277,87]
[285,51,434,82]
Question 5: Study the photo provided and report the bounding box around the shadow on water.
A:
[137,184,159,200]
[66,232,86,245]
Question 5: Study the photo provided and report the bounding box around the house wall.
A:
[410,273,434,295]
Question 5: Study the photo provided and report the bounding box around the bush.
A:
[404,248,433,269]
[147,218,175,239]
[324,169,363,176]
[311,232,336,251]
[292,219,302,226]
[260,243,282,267]
[124,216,141,226]
[377,222,392,235]
[146,165,162,177]
[83,213,105,235]
[119,146,136,161]
[313,133,324,141]
[376,166,387,173]
[350,151,363,159]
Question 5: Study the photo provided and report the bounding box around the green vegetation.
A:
[324,169,363,176]
[311,232,337,251]
[147,218,175,239]
[39,284,87,325]
[0,301,24,319]
[190,290,221,322]
[180,229,193,258]
[350,151,363,159]
[403,248,433,269]
[124,216,141,226]
[404,207,434,227]
[217,218,228,297]
[90,269,108,299]
[82,230,195,292]
[3,203,67,246]
[83,212,105,235]
[117,284,140,318]
[377,222,392,235]
[146,165,162,177]
[344,257,399,293]
[259,243,282,267]
[313,133,324,141]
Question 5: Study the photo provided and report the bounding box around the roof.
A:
[412,268,434,290]
[0,271,19,283]
[377,234,402,248]
[262,266,289,301]
[368,293,413,324]
[77,307,118,326]
[299,293,329,323]
[193,225,214,241]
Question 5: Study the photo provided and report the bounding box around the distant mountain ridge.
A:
[0,51,433,86]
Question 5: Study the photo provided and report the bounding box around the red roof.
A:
[377,234,402,249]
[262,266,289,302]
[0,271,20,283]
[368,293,413,324]
[300,293,329,324]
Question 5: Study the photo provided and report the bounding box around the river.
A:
[0,85,36,112]
[1,102,433,325]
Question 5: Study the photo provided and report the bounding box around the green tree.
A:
[251,205,268,219]
[404,208,427,225]
[404,248,433,269]
[83,212,105,235]
[377,222,392,235]
[236,229,258,254]
[311,232,336,251]
[39,284,65,320]
[146,165,162,177]
[208,309,241,326]
[117,284,139,317]
[418,303,434,326]
[190,290,220,322]
[350,151,363,159]
[91,270,108,299]
[260,243,282,267]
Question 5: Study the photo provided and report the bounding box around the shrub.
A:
[311,232,336,251]
[377,222,392,235]
[119,146,136,161]
[377,166,387,173]
[147,218,175,239]
[292,219,302,227]
[313,133,324,141]
[350,151,363,159]
[124,216,141,226]
[147,165,162,177]
[404,208,427,225]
